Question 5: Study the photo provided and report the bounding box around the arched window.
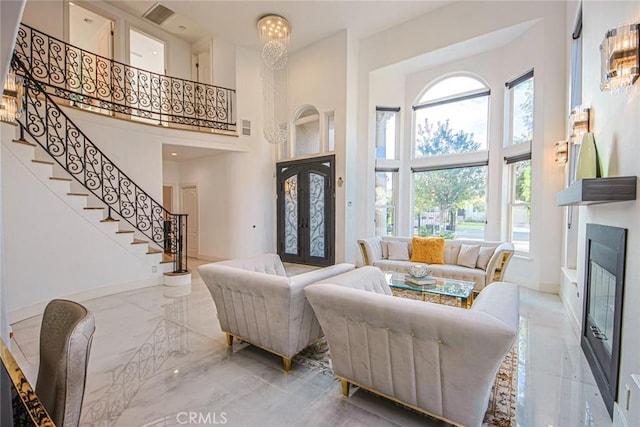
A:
[411,75,490,240]
[294,106,320,156]
[413,76,490,158]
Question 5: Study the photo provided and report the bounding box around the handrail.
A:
[12,55,188,273]
[13,23,235,132]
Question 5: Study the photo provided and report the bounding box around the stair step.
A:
[147,248,163,255]
[50,176,72,182]
[131,239,148,245]
[115,230,134,234]
[32,159,54,166]
[83,206,105,210]
[161,253,174,264]
[101,218,120,223]
[67,192,89,197]
[12,138,36,147]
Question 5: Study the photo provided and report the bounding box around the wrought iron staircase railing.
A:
[11,55,188,274]
[14,23,236,132]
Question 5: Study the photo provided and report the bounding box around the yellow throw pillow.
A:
[410,237,445,264]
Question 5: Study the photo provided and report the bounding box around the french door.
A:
[277,156,335,266]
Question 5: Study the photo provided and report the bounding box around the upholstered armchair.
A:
[305,281,519,427]
[198,254,355,371]
[36,299,95,427]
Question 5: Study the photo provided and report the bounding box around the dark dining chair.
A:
[35,299,95,427]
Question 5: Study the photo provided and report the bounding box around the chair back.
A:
[35,299,95,427]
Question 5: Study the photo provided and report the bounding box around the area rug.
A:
[293,337,518,426]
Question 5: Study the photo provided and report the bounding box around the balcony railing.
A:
[13,23,236,132]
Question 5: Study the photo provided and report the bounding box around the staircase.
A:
[5,137,171,267]
[3,24,200,320]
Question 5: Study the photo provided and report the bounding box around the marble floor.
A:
[10,260,612,427]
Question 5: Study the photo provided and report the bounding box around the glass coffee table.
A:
[386,272,476,309]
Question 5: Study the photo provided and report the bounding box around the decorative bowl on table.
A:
[407,264,431,278]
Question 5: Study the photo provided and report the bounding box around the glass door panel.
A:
[309,172,326,258]
[284,175,299,256]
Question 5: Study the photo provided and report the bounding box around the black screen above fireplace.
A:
[582,223,626,419]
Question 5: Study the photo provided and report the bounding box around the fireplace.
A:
[582,223,626,418]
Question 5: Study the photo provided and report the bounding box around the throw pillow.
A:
[381,241,389,259]
[410,237,445,264]
[457,244,480,268]
[444,244,461,265]
[476,246,495,271]
[388,241,410,261]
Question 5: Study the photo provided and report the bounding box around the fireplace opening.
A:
[582,223,626,418]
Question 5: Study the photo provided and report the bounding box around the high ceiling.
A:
[102,1,454,161]
[105,1,451,50]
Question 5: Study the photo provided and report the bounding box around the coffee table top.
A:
[386,272,475,300]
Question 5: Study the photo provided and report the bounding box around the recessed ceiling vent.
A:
[142,3,175,26]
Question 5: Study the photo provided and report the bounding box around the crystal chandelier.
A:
[257,14,290,144]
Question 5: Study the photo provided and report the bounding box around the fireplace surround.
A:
[582,223,626,418]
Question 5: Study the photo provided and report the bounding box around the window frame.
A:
[504,149,532,255]
[374,169,399,236]
[411,163,488,239]
[504,69,534,148]
[412,83,491,160]
[375,106,400,160]
[409,75,491,239]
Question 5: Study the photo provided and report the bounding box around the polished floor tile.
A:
[10,263,611,427]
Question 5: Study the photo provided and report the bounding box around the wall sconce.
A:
[555,140,569,165]
[569,105,590,144]
[600,22,639,91]
[1,71,19,123]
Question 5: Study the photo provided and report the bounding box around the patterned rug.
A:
[294,337,518,427]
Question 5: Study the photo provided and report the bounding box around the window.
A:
[411,75,490,240]
[294,106,320,156]
[570,7,583,110]
[504,70,533,253]
[375,171,397,236]
[413,76,489,158]
[375,107,400,159]
[505,70,534,146]
[505,156,531,253]
[327,112,335,152]
[413,165,487,239]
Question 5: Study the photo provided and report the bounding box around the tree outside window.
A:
[510,159,531,253]
[508,73,534,146]
[413,119,486,239]
[411,76,489,240]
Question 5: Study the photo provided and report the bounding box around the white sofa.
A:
[358,236,514,291]
[305,281,519,427]
[197,254,355,371]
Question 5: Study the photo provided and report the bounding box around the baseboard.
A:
[9,276,163,324]
[195,254,227,262]
[559,269,581,338]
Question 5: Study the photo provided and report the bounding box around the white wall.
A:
[169,46,272,260]
[559,1,640,423]
[1,135,161,321]
[288,31,348,261]
[212,37,236,90]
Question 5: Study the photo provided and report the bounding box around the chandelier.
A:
[257,14,290,144]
